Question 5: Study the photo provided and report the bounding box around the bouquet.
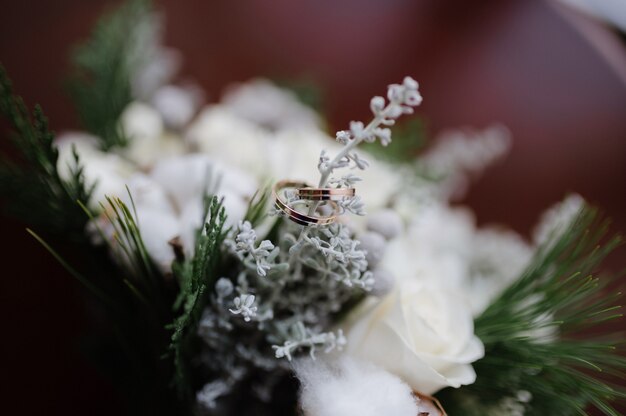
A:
[1,1,624,415]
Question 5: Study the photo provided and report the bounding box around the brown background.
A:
[1,0,625,414]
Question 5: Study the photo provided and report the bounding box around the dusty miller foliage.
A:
[194,78,422,409]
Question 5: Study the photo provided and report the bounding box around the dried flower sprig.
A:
[319,76,422,189]
[194,78,422,407]
[291,76,422,255]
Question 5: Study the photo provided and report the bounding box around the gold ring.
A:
[296,187,356,201]
[273,180,338,226]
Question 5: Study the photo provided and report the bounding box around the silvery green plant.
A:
[194,78,422,409]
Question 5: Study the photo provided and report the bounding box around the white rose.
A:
[380,203,474,290]
[220,78,321,131]
[343,279,484,395]
[149,154,257,212]
[151,84,203,129]
[134,206,181,272]
[55,132,136,208]
[120,102,186,169]
[381,201,533,315]
[186,107,271,178]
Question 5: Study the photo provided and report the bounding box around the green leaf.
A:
[67,0,155,150]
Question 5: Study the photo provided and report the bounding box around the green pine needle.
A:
[0,64,93,237]
[244,185,273,228]
[26,228,114,305]
[68,0,155,150]
[167,195,228,399]
[79,189,164,315]
[438,206,625,416]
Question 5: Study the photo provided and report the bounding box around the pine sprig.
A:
[80,190,166,316]
[244,185,272,228]
[439,206,625,416]
[0,64,93,237]
[168,195,228,399]
[68,0,154,150]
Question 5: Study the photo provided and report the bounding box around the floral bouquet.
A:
[1,1,624,415]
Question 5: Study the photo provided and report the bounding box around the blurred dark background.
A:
[1,0,625,414]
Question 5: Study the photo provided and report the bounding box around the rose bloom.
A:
[343,278,484,395]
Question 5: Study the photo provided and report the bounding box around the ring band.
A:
[296,187,355,201]
[273,180,338,226]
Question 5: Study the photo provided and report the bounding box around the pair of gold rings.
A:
[273,180,355,226]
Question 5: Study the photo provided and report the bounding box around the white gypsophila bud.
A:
[215,277,234,299]
[404,89,422,107]
[235,221,257,250]
[387,84,405,104]
[367,209,404,240]
[402,77,422,106]
[370,267,395,297]
[385,103,403,119]
[402,76,419,90]
[370,95,386,115]
[357,231,387,268]
[335,130,351,145]
[349,121,368,141]
[229,294,258,322]
[318,149,330,172]
[120,101,164,139]
[373,127,392,146]
[151,84,202,129]
[340,195,366,216]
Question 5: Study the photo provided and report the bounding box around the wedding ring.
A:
[296,187,356,201]
[273,180,338,226]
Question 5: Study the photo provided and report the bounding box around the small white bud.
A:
[370,267,395,296]
[357,231,387,268]
[367,209,404,240]
[403,76,419,90]
[335,130,351,144]
[215,278,234,298]
[349,121,367,140]
[387,84,404,103]
[370,96,386,115]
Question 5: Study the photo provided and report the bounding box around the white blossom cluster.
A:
[226,221,279,277]
[55,44,582,413]
[189,79,423,410]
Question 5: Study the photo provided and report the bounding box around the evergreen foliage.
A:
[438,207,625,415]
[168,195,228,399]
[0,64,93,237]
[68,0,154,150]
[244,185,272,228]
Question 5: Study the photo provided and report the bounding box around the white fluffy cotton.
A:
[294,356,418,416]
